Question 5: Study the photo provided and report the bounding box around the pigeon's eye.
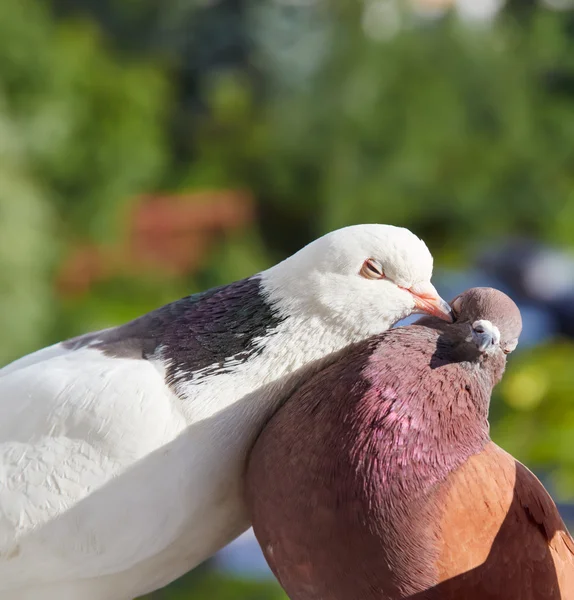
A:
[360,258,385,280]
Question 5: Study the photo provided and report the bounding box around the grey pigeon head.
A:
[450,287,522,355]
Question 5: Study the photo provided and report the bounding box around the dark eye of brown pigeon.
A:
[360,258,385,280]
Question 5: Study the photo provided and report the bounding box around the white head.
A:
[261,224,452,340]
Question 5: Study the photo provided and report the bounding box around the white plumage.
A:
[0,224,451,600]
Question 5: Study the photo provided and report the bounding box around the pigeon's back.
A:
[0,276,287,599]
[0,325,188,597]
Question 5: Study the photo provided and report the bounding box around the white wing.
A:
[0,344,190,591]
[0,342,71,378]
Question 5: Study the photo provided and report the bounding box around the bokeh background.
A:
[2,0,574,597]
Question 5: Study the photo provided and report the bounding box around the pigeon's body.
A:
[0,225,452,600]
[247,288,574,600]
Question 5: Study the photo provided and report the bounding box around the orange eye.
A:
[360,258,385,280]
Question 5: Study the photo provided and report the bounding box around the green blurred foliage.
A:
[145,572,286,600]
[492,340,574,498]
[0,0,168,361]
[1,0,574,598]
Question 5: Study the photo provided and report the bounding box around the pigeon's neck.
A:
[313,328,495,595]
[356,334,491,497]
[228,294,370,417]
[167,273,368,427]
[259,306,370,374]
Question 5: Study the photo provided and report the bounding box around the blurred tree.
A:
[239,4,574,261]
[33,1,574,263]
[0,0,169,361]
[47,0,253,174]
[0,104,56,364]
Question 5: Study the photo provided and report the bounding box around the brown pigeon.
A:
[245,287,574,600]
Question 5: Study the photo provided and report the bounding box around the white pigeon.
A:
[0,224,452,600]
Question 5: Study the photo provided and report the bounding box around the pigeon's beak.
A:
[471,319,501,352]
[408,282,454,323]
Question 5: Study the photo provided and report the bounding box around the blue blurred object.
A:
[479,239,574,339]
[214,529,274,579]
